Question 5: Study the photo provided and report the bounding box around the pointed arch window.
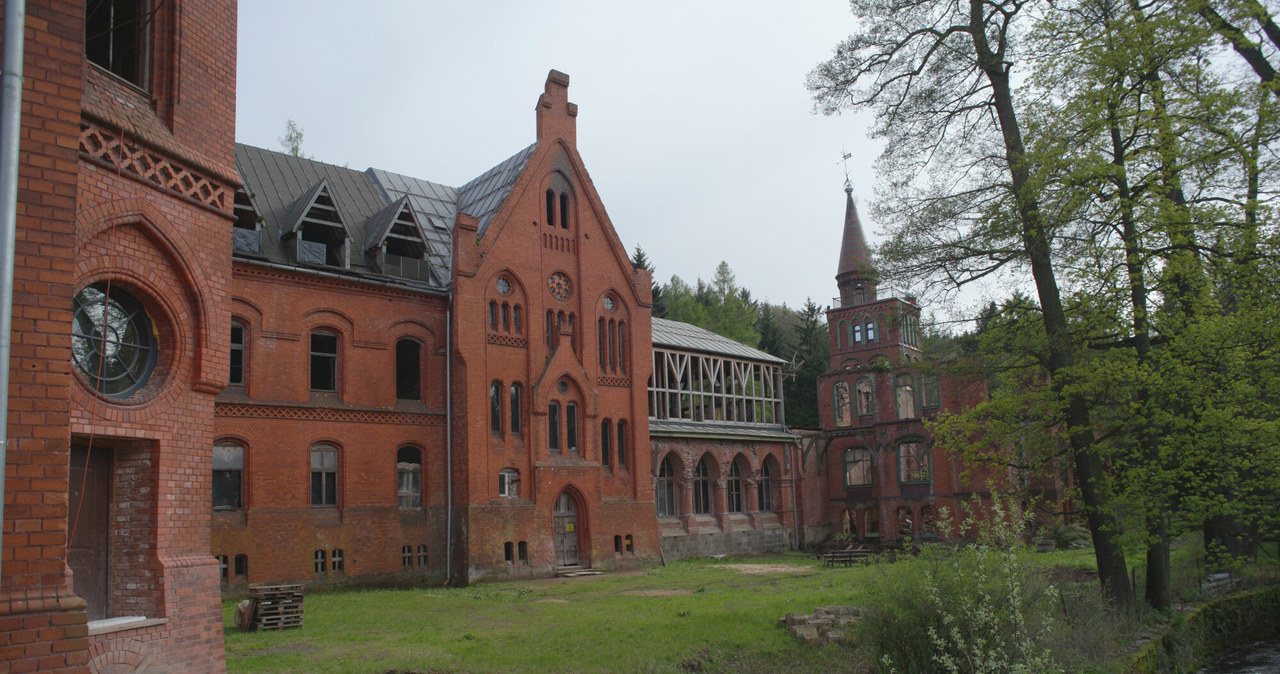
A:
[656,456,677,517]
[693,457,712,515]
[727,461,744,513]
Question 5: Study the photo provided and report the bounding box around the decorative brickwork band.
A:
[80,122,232,211]
[216,403,445,426]
[598,376,631,387]
[487,334,529,347]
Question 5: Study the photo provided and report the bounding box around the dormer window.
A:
[86,0,147,87]
[285,181,350,268]
[232,190,262,254]
[369,198,435,282]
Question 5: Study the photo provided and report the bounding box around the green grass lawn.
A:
[222,551,1097,673]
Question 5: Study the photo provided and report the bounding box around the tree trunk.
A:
[969,0,1133,605]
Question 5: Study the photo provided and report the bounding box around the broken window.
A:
[397,446,421,509]
[856,377,874,416]
[310,331,338,392]
[212,441,244,509]
[895,374,916,418]
[490,382,503,435]
[498,468,519,498]
[897,507,914,538]
[234,554,248,579]
[310,445,338,506]
[395,338,421,400]
[758,459,774,512]
[229,321,246,387]
[844,447,872,488]
[834,381,852,427]
[898,441,930,484]
[233,190,262,254]
[71,282,157,398]
[86,0,146,87]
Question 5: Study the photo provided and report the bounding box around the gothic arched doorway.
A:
[553,490,581,567]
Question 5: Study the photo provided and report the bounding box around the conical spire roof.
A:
[836,182,875,281]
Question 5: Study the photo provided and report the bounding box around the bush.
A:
[856,497,1064,673]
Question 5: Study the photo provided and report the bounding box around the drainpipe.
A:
[0,0,28,579]
[444,302,454,583]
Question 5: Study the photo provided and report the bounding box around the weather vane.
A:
[839,148,853,189]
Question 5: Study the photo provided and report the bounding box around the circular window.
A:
[557,380,569,394]
[497,277,511,294]
[602,296,615,312]
[71,283,158,398]
[547,272,571,301]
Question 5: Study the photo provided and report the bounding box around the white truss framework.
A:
[649,347,783,425]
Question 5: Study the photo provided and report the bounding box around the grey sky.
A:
[235,1,882,311]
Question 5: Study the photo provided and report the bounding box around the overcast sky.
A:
[236,1,885,312]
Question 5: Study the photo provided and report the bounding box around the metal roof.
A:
[456,142,538,236]
[650,317,785,364]
[235,142,544,291]
[649,419,797,441]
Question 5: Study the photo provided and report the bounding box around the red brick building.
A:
[648,319,800,559]
[214,71,661,587]
[2,0,235,671]
[811,184,990,543]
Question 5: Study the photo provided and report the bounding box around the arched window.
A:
[897,507,914,537]
[617,323,627,373]
[417,544,428,567]
[727,460,744,513]
[213,441,244,510]
[898,441,930,484]
[310,445,338,507]
[548,402,561,452]
[513,305,522,334]
[395,338,421,401]
[838,321,846,348]
[758,460,774,512]
[866,320,876,342]
[490,382,503,435]
[566,403,579,453]
[397,446,422,509]
[616,420,628,468]
[601,419,612,466]
[560,192,570,230]
[597,318,607,369]
[501,303,510,331]
[401,545,413,568]
[854,323,863,344]
[489,301,498,330]
[498,468,519,498]
[314,549,327,574]
[309,330,339,392]
[331,548,345,573]
[895,374,917,418]
[856,377,874,416]
[656,456,677,517]
[545,189,556,227]
[509,383,523,434]
[693,457,712,515]
[844,447,872,487]
[229,320,246,387]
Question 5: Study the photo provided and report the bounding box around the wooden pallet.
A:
[249,584,304,631]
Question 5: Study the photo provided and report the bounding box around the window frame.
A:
[896,440,931,485]
[310,445,339,507]
[498,468,520,498]
[656,456,677,517]
[309,330,339,393]
[692,457,712,515]
[490,381,503,435]
[843,447,872,488]
[396,446,422,509]
[212,441,245,510]
[229,320,246,387]
[509,383,523,435]
[395,338,422,401]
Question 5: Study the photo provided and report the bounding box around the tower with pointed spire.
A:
[835,181,878,306]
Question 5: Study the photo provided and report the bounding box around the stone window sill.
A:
[88,616,169,636]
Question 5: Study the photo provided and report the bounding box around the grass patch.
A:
[223,551,1119,673]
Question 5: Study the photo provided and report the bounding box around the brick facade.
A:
[2,1,235,671]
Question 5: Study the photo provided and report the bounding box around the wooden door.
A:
[68,446,111,620]
[552,492,579,567]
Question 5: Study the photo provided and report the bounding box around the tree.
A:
[659,262,761,347]
[809,0,1134,604]
[785,299,828,428]
[280,119,310,158]
[631,246,666,318]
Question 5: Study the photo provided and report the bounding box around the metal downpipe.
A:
[0,0,27,579]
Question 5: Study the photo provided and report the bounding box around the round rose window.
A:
[71,282,157,398]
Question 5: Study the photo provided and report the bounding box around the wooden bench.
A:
[822,547,872,567]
